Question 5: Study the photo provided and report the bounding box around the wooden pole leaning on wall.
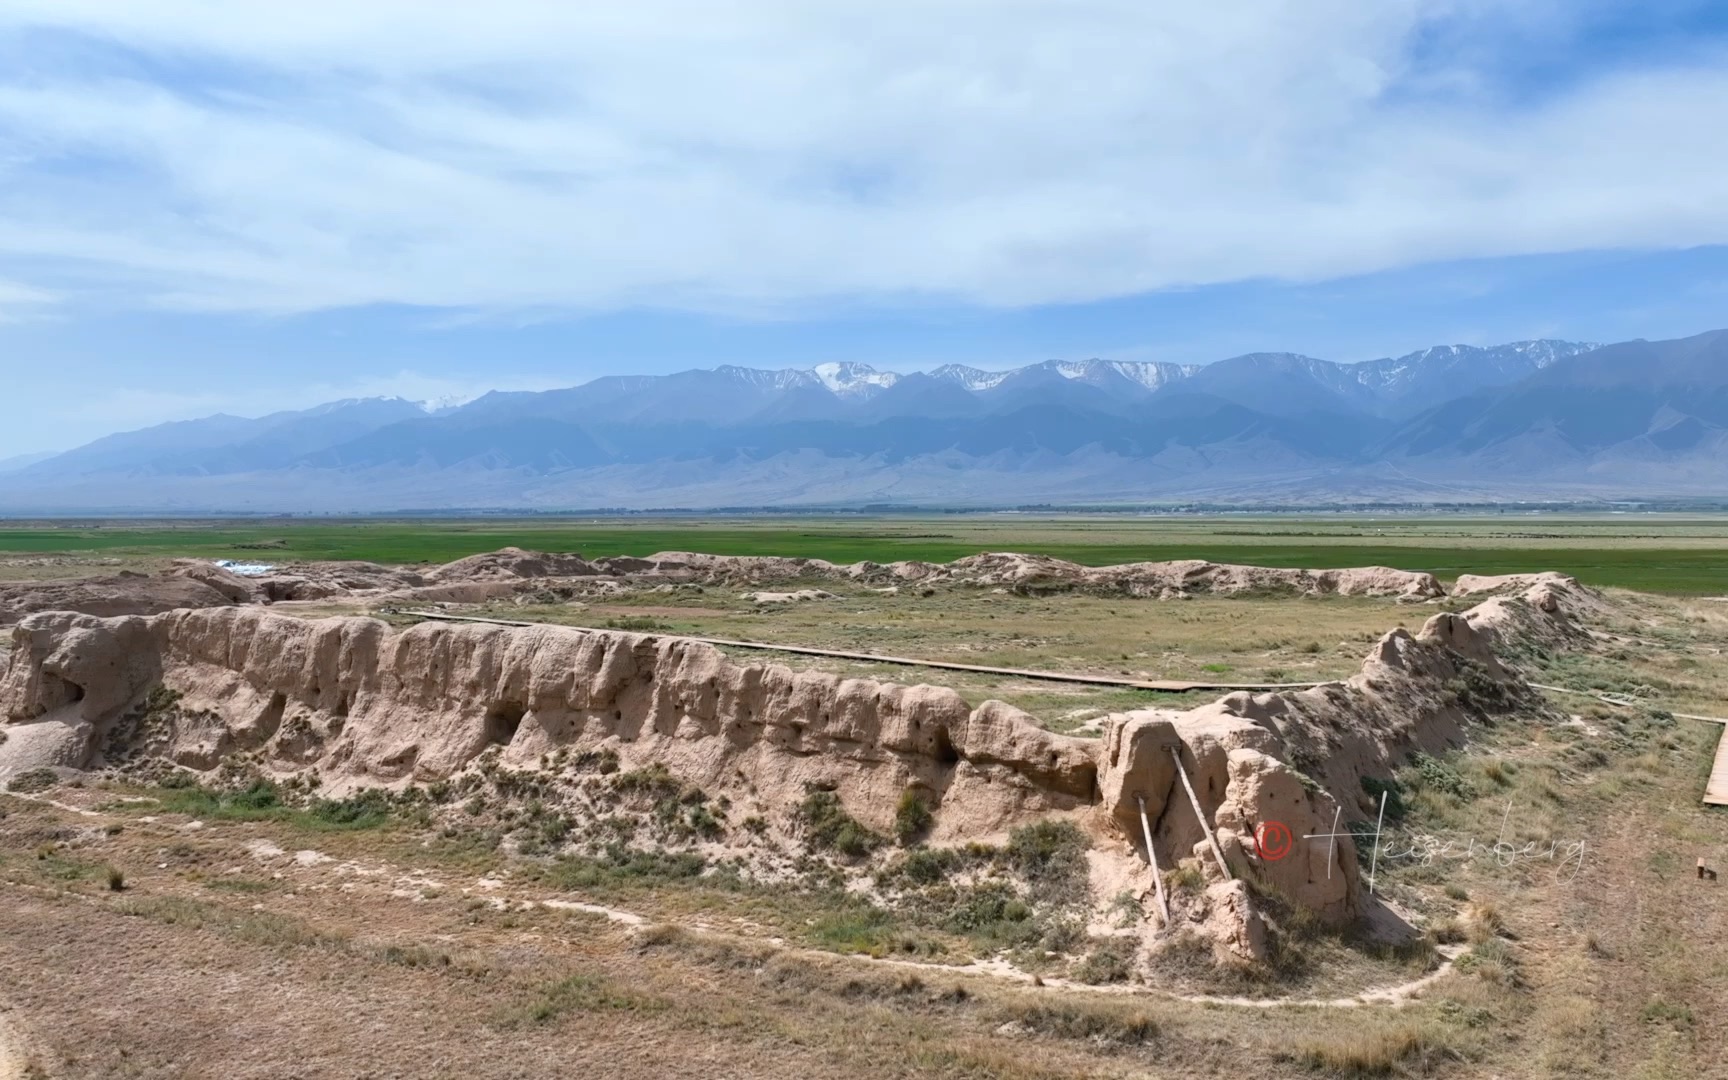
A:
[1168,747,1232,880]
[1135,794,1172,927]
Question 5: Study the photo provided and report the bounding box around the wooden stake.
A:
[1168,747,1231,880]
[1367,789,1388,896]
[1136,794,1171,927]
[1324,804,1342,882]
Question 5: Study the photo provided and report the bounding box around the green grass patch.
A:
[133,780,396,831]
[5,518,1728,592]
[496,972,666,1026]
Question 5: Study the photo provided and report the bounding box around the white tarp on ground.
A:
[214,560,275,577]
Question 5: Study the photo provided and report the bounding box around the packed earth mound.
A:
[423,547,1445,600]
[0,565,1595,973]
[0,547,1446,627]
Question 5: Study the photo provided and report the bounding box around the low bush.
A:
[797,788,882,858]
[894,789,933,845]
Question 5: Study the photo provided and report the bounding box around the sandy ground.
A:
[0,1020,25,1080]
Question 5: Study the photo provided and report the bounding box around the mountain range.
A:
[4,331,1724,510]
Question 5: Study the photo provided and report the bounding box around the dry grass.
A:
[482,587,1414,723]
[7,537,1728,1077]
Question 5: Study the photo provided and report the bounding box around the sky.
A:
[2,1,1728,457]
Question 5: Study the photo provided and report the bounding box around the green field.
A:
[2,515,1726,593]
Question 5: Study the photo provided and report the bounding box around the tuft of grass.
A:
[539,844,707,891]
[498,973,665,1027]
[115,895,347,951]
[797,787,882,858]
[6,768,59,794]
[806,904,943,959]
[1071,939,1135,985]
[1165,862,1205,892]
[602,615,672,633]
[994,999,1160,1045]
[105,866,126,892]
[1641,998,1694,1028]
[379,944,452,969]
[1003,820,1089,905]
[1291,1020,1449,1075]
[893,789,933,846]
[1455,938,1520,987]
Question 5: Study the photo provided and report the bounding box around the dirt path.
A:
[6,787,1459,1014]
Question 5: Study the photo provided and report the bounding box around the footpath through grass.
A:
[1,518,1725,593]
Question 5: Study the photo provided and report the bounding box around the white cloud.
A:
[0,2,1723,316]
[0,279,58,322]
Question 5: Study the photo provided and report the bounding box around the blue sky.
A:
[2,1,1727,456]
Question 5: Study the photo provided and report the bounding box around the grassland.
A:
[5,576,1727,1079]
[2,512,1728,592]
[4,515,1728,1076]
[457,586,1419,725]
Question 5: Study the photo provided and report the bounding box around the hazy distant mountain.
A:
[6,332,1724,511]
[0,451,57,474]
[1384,331,1728,472]
[22,398,429,480]
[1349,340,1598,415]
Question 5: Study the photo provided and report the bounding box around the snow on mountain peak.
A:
[713,365,818,391]
[929,365,1012,391]
[811,362,900,395]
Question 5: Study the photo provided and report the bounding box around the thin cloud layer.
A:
[0,1,1724,316]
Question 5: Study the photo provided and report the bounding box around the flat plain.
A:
[4,512,1728,592]
[2,513,1726,1079]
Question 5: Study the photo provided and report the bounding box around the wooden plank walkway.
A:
[401,610,1328,694]
[1707,725,1728,807]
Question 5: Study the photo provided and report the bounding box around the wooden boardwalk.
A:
[1706,724,1728,807]
[402,610,1327,694]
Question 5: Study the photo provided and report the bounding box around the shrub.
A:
[1447,658,1512,712]
[1073,940,1135,985]
[941,881,1030,934]
[307,789,392,829]
[797,788,881,858]
[1456,938,1520,987]
[6,768,59,795]
[1360,776,1406,822]
[543,844,706,890]
[1004,820,1088,901]
[1164,862,1205,892]
[1406,752,1474,800]
[685,804,723,840]
[106,866,127,892]
[602,616,671,633]
[894,789,933,845]
[895,847,961,886]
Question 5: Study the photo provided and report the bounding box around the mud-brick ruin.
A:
[0,549,1595,966]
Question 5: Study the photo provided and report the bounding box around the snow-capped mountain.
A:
[811,362,901,396]
[929,365,1013,391]
[19,330,1713,511]
[1345,340,1599,411]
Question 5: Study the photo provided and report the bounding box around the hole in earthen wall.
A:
[485,702,526,747]
[932,727,960,766]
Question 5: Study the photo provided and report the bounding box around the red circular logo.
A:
[1255,820,1293,862]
